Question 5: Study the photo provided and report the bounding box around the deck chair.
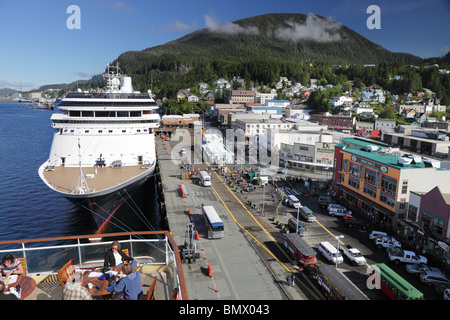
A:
[57,259,75,287]
[144,276,157,300]
[17,257,27,276]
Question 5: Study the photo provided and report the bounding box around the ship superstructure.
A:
[39,64,160,227]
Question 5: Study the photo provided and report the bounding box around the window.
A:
[402,181,408,194]
[381,175,397,196]
[348,177,360,190]
[422,211,444,236]
[69,111,81,117]
[363,184,377,198]
[380,193,395,207]
[408,205,418,221]
[349,162,362,178]
[364,168,378,186]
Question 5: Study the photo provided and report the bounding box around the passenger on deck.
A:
[0,280,18,300]
[103,241,138,271]
[0,254,24,277]
[107,263,143,300]
[62,271,92,300]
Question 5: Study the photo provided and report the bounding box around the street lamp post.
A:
[334,235,344,269]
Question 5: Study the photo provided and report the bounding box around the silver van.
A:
[287,195,301,208]
[327,204,349,217]
[318,241,343,264]
[299,206,316,222]
[419,269,450,286]
[288,218,307,237]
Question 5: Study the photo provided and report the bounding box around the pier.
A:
[155,135,313,300]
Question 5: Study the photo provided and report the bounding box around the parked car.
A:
[287,218,308,237]
[344,217,369,230]
[318,196,332,208]
[419,269,450,287]
[405,263,432,275]
[369,231,388,241]
[374,236,401,250]
[327,204,349,217]
[444,288,450,300]
[299,206,316,222]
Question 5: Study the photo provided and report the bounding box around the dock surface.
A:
[156,137,308,300]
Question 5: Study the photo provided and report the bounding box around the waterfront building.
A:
[231,119,293,139]
[226,89,256,104]
[280,141,336,173]
[382,129,450,157]
[333,142,450,229]
[309,114,355,133]
[407,187,450,272]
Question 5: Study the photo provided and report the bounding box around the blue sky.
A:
[0,0,449,90]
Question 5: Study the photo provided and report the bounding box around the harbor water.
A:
[0,102,161,242]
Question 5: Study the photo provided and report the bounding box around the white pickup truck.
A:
[374,236,401,250]
[388,248,428,265]
[340,244,367,266]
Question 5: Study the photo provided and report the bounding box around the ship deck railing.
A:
[0,231,187,300]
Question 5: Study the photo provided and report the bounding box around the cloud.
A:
[0,80,35,90]
[111,1,135,14]
[204,14,259,36]
[274,13,342,42]
[72,72,93,79]
[160,20,198,33]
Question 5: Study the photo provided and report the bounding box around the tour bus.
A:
[287,195,301,208]
[199,171,211,187]
[202,205,224,239]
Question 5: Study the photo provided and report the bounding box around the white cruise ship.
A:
[39,64,160,229]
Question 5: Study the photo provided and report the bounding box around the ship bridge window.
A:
[69,111,81,117]
[130,111,141,117]
[117,111,129,117]
[95,111,116,117]
[82,111,94,117]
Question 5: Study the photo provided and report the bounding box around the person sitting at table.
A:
[62,270,92,300]
[103,241,138,271]
[0,280,18,300]
[106,263,143,300]
[0,254,24,277]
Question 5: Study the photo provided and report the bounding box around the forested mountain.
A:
[71,12,448,104]
[111,13,424,97]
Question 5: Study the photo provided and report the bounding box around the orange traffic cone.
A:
[207,264,213,277]
[195,230,199,241]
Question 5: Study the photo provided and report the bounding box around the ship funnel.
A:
[120,77,133,93]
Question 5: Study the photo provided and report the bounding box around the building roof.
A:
[342,146,444,170]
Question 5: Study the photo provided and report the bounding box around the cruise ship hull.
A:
[38,160,156,231]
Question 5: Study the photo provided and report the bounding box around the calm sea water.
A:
[0,102,160,242]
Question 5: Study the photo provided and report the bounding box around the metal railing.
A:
[0,231,187,300]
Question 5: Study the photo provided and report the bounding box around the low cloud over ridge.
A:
[275,13,342,42]
[204,14,260,36]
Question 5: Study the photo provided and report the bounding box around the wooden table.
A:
[3,275,36,300]
[81,267,121,297]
